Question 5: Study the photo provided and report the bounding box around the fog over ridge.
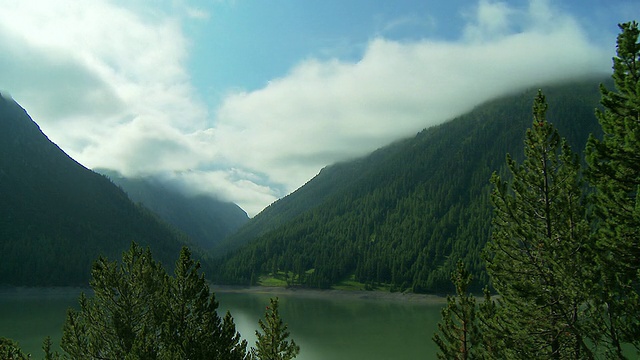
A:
[0,0,617,216]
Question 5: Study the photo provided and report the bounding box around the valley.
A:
[212,78,607,293]
[1,0,639,357]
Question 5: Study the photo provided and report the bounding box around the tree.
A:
[162,247,249,359]
[61,242,167,359]
[252,297,300,360]
[476,287,504,359]
[484,90,593,359]
[433,261,482,359]
[61,242,248,359]
[0,337,29,360]
[585,21,640,357]
[42,336,60,360]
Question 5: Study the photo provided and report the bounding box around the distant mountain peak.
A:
[95,168,249,251]
[0,97,201,286]
[215,78,606,292]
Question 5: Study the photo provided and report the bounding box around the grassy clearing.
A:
[257,272,396,292]
[257,274,288,287]
[333,274,367,291]
[333,274,394,292]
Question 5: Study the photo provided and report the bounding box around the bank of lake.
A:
[0,286,446,359]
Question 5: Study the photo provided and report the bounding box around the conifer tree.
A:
[162,247,248,359]
[585,20,640,357]
[61,242,166,358]
[485,90,593,359]
[61,242,248,359]
[433,261,481,359]
[0,337,29,360]
[252,297,300,360]
[42,336,59,360]
[476,287,504,359]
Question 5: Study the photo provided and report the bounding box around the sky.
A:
[0,0,636,216]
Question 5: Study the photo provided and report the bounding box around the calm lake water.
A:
[0,287,443,359]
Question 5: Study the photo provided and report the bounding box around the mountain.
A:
[96,170,249,251]
[0,95,197,286]
[214,78,607,292]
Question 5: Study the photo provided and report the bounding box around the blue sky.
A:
[185,0,450,102]
[185,0,624,103]
[0,0,636,216]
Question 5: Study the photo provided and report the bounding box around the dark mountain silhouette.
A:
[96,170,249,251]
[0,95,198,286]
[214,78,607,292]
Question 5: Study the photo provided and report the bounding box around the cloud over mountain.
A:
[0,0,615,216]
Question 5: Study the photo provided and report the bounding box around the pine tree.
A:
[252,297,300,360]
[61,242,166,358]
[433,261,482,359]
[60,242,249,359]
[162,247,248,359]
[476,287,505,359]
[485,90,593,359]
[585,20,640,357]
[42,336,60,360]
[0,337,29,360]
[221,311,250,358]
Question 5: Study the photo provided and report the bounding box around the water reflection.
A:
[0,288,443,359]
[216,291,442,360]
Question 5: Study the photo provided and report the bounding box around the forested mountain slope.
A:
[0,95,198,286]
[214,78,606,292]
[97,170,249,251]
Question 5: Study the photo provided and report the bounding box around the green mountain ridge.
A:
[0,95,202,286]
[96,169,249,251]
[214,77,607,292]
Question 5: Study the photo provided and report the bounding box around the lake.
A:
[0,287,444,359]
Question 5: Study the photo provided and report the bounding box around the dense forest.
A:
[0,16,637,360]
[212,78,606,292]
[97,169,249,251]
[433,22,640,358]
[1,244,299,360]
[0,97,206,285]
[0,67,610,292]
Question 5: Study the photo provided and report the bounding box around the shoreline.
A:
[0,285,449,304]
[211,285,448,304]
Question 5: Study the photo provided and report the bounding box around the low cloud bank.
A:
[0,0,612,216]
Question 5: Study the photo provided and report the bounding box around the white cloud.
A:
[0,0,200,133]
[185,7,210,20]
[462,0,514,41]
[164,169,279,217]
[0,0,613,217]
[211,1,610,205]
[0,0,265,209]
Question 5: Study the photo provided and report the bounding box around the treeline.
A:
[214,78,605,293]
[0,96,206,285]
[98,169,250,251]
[1,243,300,360]
[433,22,640,359]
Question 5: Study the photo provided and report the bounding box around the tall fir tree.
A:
[42,336,59,360]
[476,287,504,359]
[61,243,167,358]
[162,247,248,359]
[61,243,248,359]
[485,90,593,359]
[0,337,30,360]
[433,261,482,359]
[585,20,640,357]
[252,297,300,360]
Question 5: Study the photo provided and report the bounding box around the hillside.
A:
[214,78,606,292]
[97,170,249,251]
[0,95,198,286]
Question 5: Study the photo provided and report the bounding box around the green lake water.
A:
[0,288,442,359]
